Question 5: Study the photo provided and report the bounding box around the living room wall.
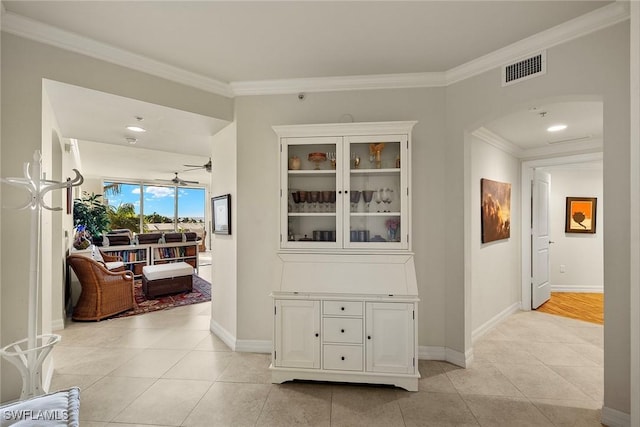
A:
[210,122,238,344]
[0,32,233,402]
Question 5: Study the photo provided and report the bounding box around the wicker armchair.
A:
[67,254,135,321]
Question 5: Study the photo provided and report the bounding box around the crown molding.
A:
[519,138,603,160]
[231,72,446,96]
[472,127,523,156]
[472,127,603,159]
[0,2,630,97]
[446,2,630,85]
[1,11,234,98]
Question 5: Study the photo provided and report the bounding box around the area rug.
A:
[112,274,211,319]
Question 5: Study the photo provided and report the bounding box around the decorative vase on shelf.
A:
[288,156,301,170]
[387,227,397,242]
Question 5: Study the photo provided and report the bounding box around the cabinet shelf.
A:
[288,170,336,176]
[350,212,400,217]
[349,168,400,175]
[288,212,336,217]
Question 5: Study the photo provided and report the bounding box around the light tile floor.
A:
[51,281,604,426]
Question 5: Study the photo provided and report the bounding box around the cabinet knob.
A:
[367,335,372,340]
[315,333,319,337]
[341,356,345,361]
[341,329,345,333]
[338,191,342,194]
[341,307,345,311]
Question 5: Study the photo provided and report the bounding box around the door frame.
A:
[520,152,602,311]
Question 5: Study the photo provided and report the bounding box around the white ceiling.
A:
[5,1,612,175]
[3,1,610,81]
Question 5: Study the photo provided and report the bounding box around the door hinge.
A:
[274,351,276,359]
[280,144,282,152]
[407,187,409,196]
[413,357,415,367]
[412,310,415,320]
[280,189,282,197]
[280,234,282,242]
[274,306,277,315]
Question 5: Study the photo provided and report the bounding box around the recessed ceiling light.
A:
[547,124,567,132]
[126,125,146,132]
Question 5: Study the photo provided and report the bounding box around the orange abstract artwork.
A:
[565,197,597,233]
[481,178,511,243]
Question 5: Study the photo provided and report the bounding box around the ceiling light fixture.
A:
[547,124,567,132]
[126,125,146,132]
[127,116,146,132]
[126,137,137,145]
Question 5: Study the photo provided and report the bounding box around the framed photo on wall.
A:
[481,178,511,243]
[212,194,231,235]
[565,197,597,234]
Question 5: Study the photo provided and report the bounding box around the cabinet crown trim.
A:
[273,121,417,138]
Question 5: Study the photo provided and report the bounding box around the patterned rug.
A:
[113,274,211,319]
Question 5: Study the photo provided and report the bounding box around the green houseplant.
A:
[73,192,110,245]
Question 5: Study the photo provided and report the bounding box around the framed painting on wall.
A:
[212,194,231,235]
[565,197,597,233]
[481,178,511,243]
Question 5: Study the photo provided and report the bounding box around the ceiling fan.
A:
[183,158,212,173]
[155,172,199,186]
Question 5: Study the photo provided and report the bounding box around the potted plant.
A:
[73,192,110,246]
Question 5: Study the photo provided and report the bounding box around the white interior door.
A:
[532,170,551,309]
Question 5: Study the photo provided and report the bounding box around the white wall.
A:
[210,122,238,343]
[234,88,448,350]
[548,166,604,292]
[0,32,233,402]
[470,136,521,337]
[446,22,629,414]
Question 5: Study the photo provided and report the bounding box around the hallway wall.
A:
[548,166,604,292]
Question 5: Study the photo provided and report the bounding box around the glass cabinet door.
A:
[281,136,343,249]
[343,135,408,249]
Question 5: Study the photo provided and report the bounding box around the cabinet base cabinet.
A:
[272,296,419,391]
[270,366,419,392]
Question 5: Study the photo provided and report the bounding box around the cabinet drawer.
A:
[323,345,363,371]
[323,318,362,343]
[323,301,363,317]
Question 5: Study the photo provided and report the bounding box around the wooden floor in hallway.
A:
[536,292,604,324]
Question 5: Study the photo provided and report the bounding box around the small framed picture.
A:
[212,194,231,235]
[565,197,597,234]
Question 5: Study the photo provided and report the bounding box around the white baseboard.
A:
[601,406,630,427]
[418,346,472,368]
[235,340,271,353]
[418,346,446,360]
[446,347,473,368]
[472,302,520,343]
[209,318,237,351]
[51,318,65,331]
[209,319,271,353]
[551,285,604,293]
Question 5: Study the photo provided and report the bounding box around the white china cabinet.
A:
[278,122,412,249]
[271,121,419,391]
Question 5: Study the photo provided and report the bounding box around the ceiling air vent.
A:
[502,51,546,87]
